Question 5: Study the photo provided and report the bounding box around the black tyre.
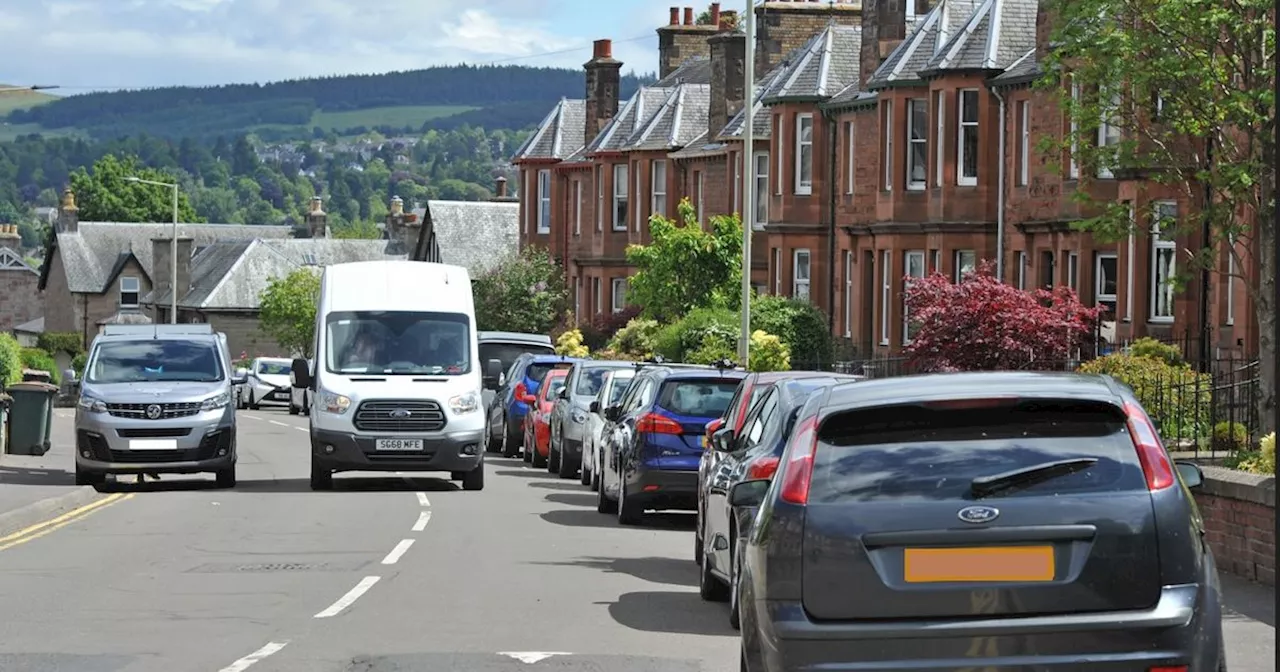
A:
[215,466,237,489]
[75,467,104,487]
[596,475,617,513]
[617,483,643,526]
[700,544,729,602]
[288,402,299,415]
[579,461,592,486]
[310,458,333,490]
[462,463,485,491]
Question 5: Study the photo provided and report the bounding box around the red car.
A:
[523,368,568,469]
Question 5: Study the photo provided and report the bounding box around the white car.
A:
[289,359,313,415]
[581,367,635,490]
[238,357,293,409]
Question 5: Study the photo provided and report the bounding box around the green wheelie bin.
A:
[5,381,59,456]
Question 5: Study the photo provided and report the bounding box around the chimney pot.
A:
[669,7,680,24]
[495,176,509,199]
[592,39,613,59]
[710,2,721,26]
[683,7,694,24]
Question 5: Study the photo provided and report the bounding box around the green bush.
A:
[555,329,590,357]
[71,352,88,375]
[607,317,663,358]
[19,347,60,386]
[653,308,739,362]
[750,295,833,368]
[36,331,84,357]
[1078,353,1211,442]
[0,334,22,387]
[1210,421,1249,452]
[1127,337,1184,367]
[1238,433,1276,475]
[748,330,791,372]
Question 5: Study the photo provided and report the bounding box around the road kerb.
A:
[0,486,109,538]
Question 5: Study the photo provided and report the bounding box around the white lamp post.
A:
[124,176,180,324]
[738,0,758,365]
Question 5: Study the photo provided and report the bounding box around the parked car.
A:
[485,353,577,458]
[699,375,859,629]
[522,368,569,469]
[288,359,313,415]
[596,364,746,525]
[696,370,863,568]
[238,357,293,409]
[581,367,637,489]
[479,331,554,424]
[732,371,1225,672]
[548,360,635,479]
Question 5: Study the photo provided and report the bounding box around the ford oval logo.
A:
[389,408,411,419]
[957,505,1000,524]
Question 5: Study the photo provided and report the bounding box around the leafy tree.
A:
[903,261,1102,372]
[1043,0,1275,432]
[471,246,568,334]
[258,268,321,357]
[626,198,743,323]
[68,154,202,223]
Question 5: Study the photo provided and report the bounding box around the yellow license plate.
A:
[904,546,1055,583]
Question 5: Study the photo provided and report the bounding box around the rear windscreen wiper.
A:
[969,457,1098,498]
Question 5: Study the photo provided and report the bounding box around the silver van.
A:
[74,324,246,488]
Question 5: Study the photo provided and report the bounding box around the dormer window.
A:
[120,276,140,308]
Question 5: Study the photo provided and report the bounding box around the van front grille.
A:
[107,402,202,419]
[353,400,447,433]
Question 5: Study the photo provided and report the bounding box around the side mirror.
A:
[235,367,248,378]
[604,405,620,422]
[290,357,311,389]
[711,427,735,452]
[589,400,600,414]
[232,374,248,386]
[483,359,503,389]
[1175,461,1204,490]
[729,479,772,508]
[558,387,569,400]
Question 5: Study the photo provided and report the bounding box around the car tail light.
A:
[1146,667,1187,672]
[514,382,528,400]
[778,414,819,505]
[1124,400,1175,491]
[637,413,683,435]
[746,456,780,480]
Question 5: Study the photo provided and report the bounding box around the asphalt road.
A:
[0,407,1271,672]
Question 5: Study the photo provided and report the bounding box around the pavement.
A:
[0,405,1268,672]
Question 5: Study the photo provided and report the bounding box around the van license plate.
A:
[375,439,423,451]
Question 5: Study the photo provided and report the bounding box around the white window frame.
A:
[934,91,945,185]
[634,161,642,231]
[696,171,706,224]
[1096,252,1118,312]
[1149,201,1177,322]
[651,160,667,221]
[1125,201,1135,321]
[595,165,603,232]
[792,249,811,301]
[906,98,928,190]
[573,180,582,236]
[957,89,979,186]
[120,276,140,308]
[611,277,627,314]
[794,113,814,195]
[1226,236,1236,326]
[953,250,977,282]
[733,153,742,215]
[843,250,853,337]
[574,276,582,320]
[612,163,628,231]
[845,121,855,194]
[753,151,770,230]
[536,169,551,234]
[775,115,784,195]
[932,249,942,274]
[1067,251,1079,291]
[883,100,894,190]
[593,277,602,315]
[1018,100,1030,186]
[903,250,926,345]
[772,248,782,295]
[879,250,891,345]
[1015,251,1027,289]
[1068,81,1080,179]
[1097,89,1122,178]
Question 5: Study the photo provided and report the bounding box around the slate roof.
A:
[411,200,520,273]
[13,317,43,334]
[623,83,712,151]
[867,0,984,88]
[585,87,674,154]
[920,0,1038,75]
[39,222,293,294]
[989,48,1042,86]
[653,57,714,86]
[511,98,588,162]
[718,61,792,140]
[761,25,864,104]
[0,247,36,275]
[669,130,729,159]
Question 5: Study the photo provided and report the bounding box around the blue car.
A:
[488,354,579,458]
[597,363,746,525]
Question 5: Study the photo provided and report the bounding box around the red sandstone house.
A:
[513,0,1260,361]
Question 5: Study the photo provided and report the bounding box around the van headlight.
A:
[78,396,107,413]
[201,391,231,411]
[448,391,480,415]
[318,391,352,415]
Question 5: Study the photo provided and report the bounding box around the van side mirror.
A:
[291,358,311,389]
[711,427,735,452]
[589,400,600,414]
[729,479,771,508]
[1175,461,1204,490]
[604,405,621,422]
[483,359,503,389]
[558,387,569,400]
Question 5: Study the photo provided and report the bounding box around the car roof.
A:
[574,360,636,369]
[478,331,553,346]
[526,354,580,364]
[659,368,749,381]
[821,371,1126,412]
[750,370,847,383]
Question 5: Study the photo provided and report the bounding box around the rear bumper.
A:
[311,427,484,473]
[624,468,698,511]
[754,583,1218,671]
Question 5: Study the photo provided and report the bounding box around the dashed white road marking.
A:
[381,539,415,565]
[218,641,289,672]
[412,510,432,532]
[294,426,307,432]
[416,492,430,507]
[314,576,380,618]
[269,420,290,428]
[239,414,262,421]
[498,652,571,664]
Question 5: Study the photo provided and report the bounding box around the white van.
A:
[291,261,485,491]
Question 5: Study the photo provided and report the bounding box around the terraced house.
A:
[513,0,1261,361]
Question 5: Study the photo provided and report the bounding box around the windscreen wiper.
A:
[969,457,1098,498]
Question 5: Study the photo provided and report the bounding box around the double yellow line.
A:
[0,492,134,552]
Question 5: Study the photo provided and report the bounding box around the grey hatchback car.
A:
[732,371,1225,672]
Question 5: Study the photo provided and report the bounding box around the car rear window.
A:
[575,367,613,396]
[527,362,571,383]
[481,343,554,374]
[542,376,566,400]
[607,374,634,405]
[810,400,1146,503]
[658,379,740,418]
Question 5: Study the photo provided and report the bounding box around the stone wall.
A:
[1196,466,1276,586]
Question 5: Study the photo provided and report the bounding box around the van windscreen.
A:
[325,311,471,375]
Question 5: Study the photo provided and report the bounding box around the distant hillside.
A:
[0,86,59,115]
[3,65,654,141]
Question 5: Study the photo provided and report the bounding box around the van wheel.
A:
[215,466,236,489]
[75,467,104,488]
[310,459,333,490]
[288,402,299,415]
[462,463,485,491]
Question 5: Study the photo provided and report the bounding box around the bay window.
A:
[957,89,979,185]
[1097,89,1122,178]
[844,121,855,194]
[1150,201,1177,321]
[1018,100,1030,186]
[537,169,551,233]
[651,160,667,220]
[612,164,628,231]
[907,99,928,190]
[934,91,945,185]
[794,114,814,195]
[903,250,926,344]
[753,152,769,229]
[1068,81,1080,179]
[883,100,894,190]
[793,249,811,301]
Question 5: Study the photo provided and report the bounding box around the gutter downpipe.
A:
[825,105,838,342]
[992,87,1008,282]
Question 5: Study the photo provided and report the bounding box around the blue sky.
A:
[0,0,688,93]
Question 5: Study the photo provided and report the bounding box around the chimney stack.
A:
[860,0,906,86]
[708,28,747,141]
[583,39,623,141]
[756,0,864,73]
[669,6,680,24]
[150,236,194,318]
[304,196,328,238]
[710,2,721,27]
[683,6,694,24]
[656,5,718,78]
[57,187,78,234]
[495,176,508,199]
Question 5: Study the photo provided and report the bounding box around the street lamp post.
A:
[124,176,180,324]
[738,0,757,365]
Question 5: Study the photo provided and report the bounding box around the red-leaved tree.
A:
[903,261,1103,372]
